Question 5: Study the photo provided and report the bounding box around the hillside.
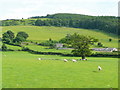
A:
[1,26,118,88]
[1,26,118,48]
[1,13,118,35]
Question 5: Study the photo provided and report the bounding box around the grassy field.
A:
[2,51,118,88]
[1,26,118,88]
[6,44,21,51]
[1,26,118,48]
[26,44,72,54]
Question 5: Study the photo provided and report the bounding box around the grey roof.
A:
[55,43,63,47]
[92,48,117,51]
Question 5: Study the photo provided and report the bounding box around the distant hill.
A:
[1,13,118,35]
[30,13,116,19]
[30,13,90,19]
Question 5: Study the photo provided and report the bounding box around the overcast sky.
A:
[0,0,118,20]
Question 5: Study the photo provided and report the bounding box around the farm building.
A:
[55,43,74,49]
[55,43,64,48]
[92,48,118,52]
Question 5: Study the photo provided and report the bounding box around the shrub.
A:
[91,52,119,57]
[2,43,7,51]
[22,47,30,51]
[97,42,103,47]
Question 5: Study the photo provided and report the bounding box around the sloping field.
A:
[1,26,118,48]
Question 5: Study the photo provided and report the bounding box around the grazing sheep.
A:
[80,59,87,61]
[83,59,87,60]
[64,59,68,62]
[72,59,77,62]
[38,58,41,60]
[98,66,102,71]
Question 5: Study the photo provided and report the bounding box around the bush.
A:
[91,52,119,57]
[97,42,103,47]
[109,38,112,42]
[40,40,58,46]
[2,43,7,51]
[22,47,30,51]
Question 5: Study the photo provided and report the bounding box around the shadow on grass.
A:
[92,70,98,73]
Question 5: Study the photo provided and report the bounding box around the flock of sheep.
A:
[37,58,102,71]
[63,59,77,62]
[38,58,78,62]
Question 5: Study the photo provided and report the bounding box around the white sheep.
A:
[98,66,102,71]
[72,59,77,62]
[38,58,41,60]
[80,59,87,61]
[64,59,68,62]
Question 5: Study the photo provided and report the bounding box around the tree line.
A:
[34,14,118,35]
[1,13,118,35]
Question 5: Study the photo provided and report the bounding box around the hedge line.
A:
[22,47,119,58]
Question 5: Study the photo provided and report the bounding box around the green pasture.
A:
[5,44,21,51]
[4,43,95,54]
[26,44,72,54]
[2,51,118,88]
[1,26,118,48]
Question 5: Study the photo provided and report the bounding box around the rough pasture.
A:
[2,51,118,88]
